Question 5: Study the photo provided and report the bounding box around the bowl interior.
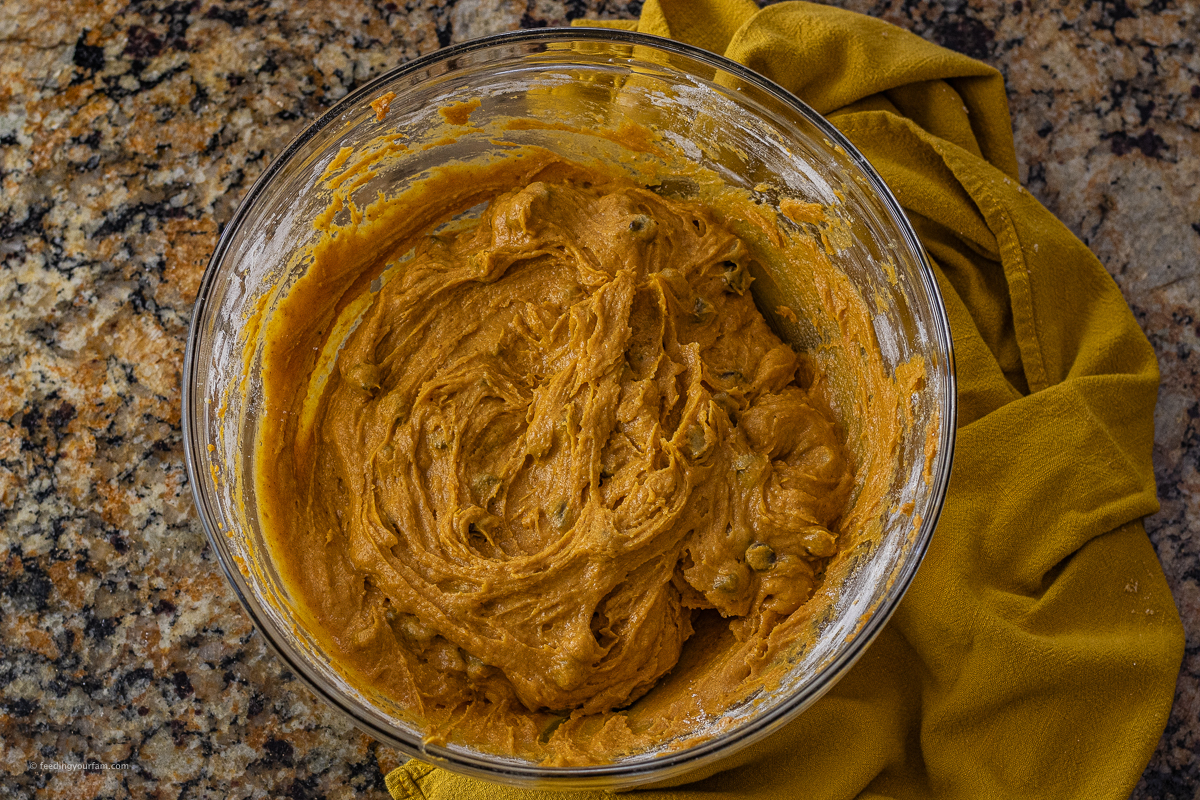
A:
[183,29,954,790]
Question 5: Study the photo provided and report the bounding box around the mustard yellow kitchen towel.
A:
[385,2,1185,797]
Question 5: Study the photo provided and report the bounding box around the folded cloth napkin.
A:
[385,2,1184,797]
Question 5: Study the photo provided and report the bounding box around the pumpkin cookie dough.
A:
[255,152,862,763]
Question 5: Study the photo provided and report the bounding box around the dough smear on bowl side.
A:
[251,145,909,765]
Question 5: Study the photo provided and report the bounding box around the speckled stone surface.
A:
[1,0,1196,797]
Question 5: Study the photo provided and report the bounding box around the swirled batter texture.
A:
[258,155,855,761]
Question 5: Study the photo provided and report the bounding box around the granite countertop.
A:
[1,0,1196,797]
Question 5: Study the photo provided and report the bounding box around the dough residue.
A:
[254,150,890,764]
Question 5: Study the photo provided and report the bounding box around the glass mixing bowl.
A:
[182,28,955,790]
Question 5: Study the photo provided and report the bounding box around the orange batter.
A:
[253,149,895,764]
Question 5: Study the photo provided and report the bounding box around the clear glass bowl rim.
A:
[181,26,958,787]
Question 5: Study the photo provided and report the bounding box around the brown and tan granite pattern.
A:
[0,0,1195,797]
